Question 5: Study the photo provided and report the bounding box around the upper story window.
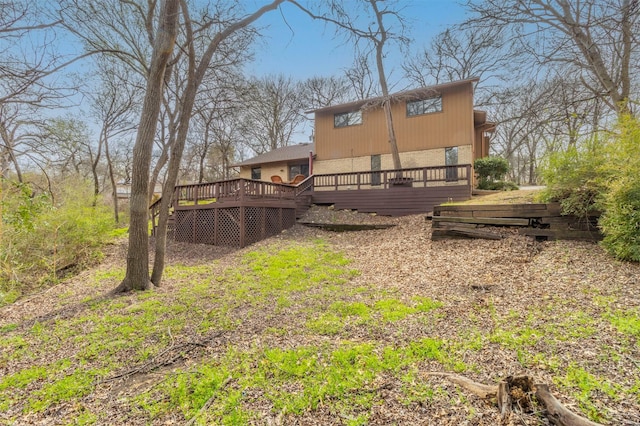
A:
[334,110,362,128]
[407,95,442,116]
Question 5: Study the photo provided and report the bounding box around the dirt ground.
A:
[2,203,639,425]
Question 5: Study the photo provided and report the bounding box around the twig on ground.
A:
[184,375,233,426]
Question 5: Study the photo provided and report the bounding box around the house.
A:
[234,78,494,184]
[311,77,493,179]
[233,142,314,183]
[160,78,495,247]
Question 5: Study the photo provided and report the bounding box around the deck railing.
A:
[150,178,297,235]
[312,164,471,190]
[170,178,296,206]
[150,165,471,236]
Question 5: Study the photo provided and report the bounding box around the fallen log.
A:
[424,372,497,399]
[535,384,602,426]
[424,372,603,426]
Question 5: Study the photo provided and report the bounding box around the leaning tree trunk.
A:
[150,0,285,287]
[103,133,119,223]
[370,0,402,177]
[113,0,179,293]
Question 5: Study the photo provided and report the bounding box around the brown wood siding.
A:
[315,83,474,161]
[311,185,471,216]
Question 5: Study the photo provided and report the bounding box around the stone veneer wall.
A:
[313,145,472,175]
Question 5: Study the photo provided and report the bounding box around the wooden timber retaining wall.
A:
[431,203,601,241]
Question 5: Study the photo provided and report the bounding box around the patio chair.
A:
[289,174,306,185]
[271,175,284,183]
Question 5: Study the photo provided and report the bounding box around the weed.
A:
[28,369,99,412]
[606,309,640,340]
[305,312,343,335]
[0,323,17,334]
[374,299,417,322]
[555,364,620,422]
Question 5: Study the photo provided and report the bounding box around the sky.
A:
[246,0,469,88]
[23,0,470,145]
[242,0,469,142]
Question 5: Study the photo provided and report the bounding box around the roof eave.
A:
[306,77,480,115]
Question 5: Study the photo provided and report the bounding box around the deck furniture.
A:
[289,174,306,185]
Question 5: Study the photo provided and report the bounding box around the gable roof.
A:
[307,77,480,115]
[232,143,314,167]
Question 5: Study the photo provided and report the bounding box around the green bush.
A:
[474,156,517,190]
[478,180,519,191]
[475,156,510,181]
[539,115,640,262]
[599,177,640,261]
[1,178,118,303]
[598,116,640,262]
[538,138,609,217]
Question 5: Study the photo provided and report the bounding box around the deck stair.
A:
[431,203,601,241]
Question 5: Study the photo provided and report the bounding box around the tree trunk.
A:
[149,120,173,205]
[113,0,179,293]
[104,133,119,223]
[370,0,402,176]
[150,0,285,286]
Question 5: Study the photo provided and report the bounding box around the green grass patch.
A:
[28,368,99,412]
[137,336,463,422]
[606,309,640,340]
[555,364,620,422]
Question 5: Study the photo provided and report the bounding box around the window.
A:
[289,163,309,180]
[445,147,458,181]
[251,167,261,180]
[334,110,362,128]
[370,155,381,186]
[407,95,442,116]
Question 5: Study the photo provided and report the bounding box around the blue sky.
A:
[242,0,468,142]
[247,0,468,88]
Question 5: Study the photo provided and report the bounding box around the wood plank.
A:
[518,228,602,241]
[312,185,471,216]
[432,222,479,229]
[298,222,395,231]
[432,226,503,240]
[433,216,530,226]
[476,211,554,218]
[434,204,550,213]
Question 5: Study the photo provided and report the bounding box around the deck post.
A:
[240,205,245,247]
[191,209,198,244]
[214,208,218,245]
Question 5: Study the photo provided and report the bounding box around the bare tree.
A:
[90,61,140,222]
[465,0,640,115]
[239,74,306,154]
[490,76,606,184]
[113,0,180,293]
[184,98,242,183]
[343,53,377,100]
[302,75,352,109]
[404,25,519,106]
[291,0,409,174]
[150,0,286,286]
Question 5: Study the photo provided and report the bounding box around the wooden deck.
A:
[151,164,473,247]
[150,178,304,247]
[311,165,472,216]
